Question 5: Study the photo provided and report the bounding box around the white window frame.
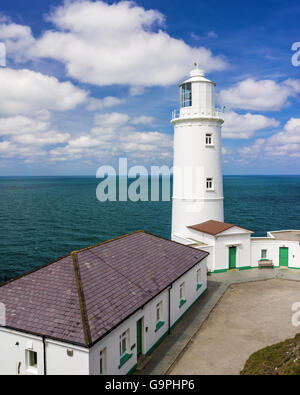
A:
[26,350,38,373]
[179,282,185,301]
[261,249,267,259]
[206,133,214,146]
[197,268,202,284]
[156,301,163,323]
[100,347,107,375]
[119,329,130,357]
[206,178,214,191]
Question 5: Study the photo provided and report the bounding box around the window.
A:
[180,82,192,107]
[155,301,165,332]
[119,330,130,357]
[206,178,214,190]
[156,301,163,323]
[26,350,37,370]
[206,134,213,146]
[261,249,267,259]
[100,348,107,375]
[197,268,201,284]
[180,282,185,300]
[179,282,186,308]
[197,269,202,290]
[118,329,132,369]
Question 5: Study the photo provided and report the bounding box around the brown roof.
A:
[188,220,252,236]
[0,231,208,347]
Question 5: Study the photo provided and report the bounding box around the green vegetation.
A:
[241,334,300,375]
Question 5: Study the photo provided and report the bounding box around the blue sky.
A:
[0,0,299,175]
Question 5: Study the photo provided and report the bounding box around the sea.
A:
[0,175,299,283]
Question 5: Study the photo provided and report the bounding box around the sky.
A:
[0,0,299,176]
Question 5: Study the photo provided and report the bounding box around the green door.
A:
[229,247,237,269]
[279,247,289,267]
[136,318,143,356]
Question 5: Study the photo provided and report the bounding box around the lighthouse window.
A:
[206,134,213,146]
[180,83,192,108]
[206,178,214,190]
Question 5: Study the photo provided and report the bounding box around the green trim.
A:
[239,266,252,271]
[145,288,208,357]
[289,267,300,270]
[126,363,137,375]
[213,269,229,273]
[155,321,165,332]
[118,353,132,369]
[171,288,208,330]
[146,330,169,356]
[196,283,202,291]
[179,299,187,308]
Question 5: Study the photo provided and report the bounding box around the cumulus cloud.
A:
[21,0,227,87]
[86,96,125,111]
[239,118,300,159]
[0,20,35,62]
[0,68,88,116]
[0,115,49,135]
[222,111,279,139]
[12,130,70,146]
[219,78,300,111]
[50,111,172,162]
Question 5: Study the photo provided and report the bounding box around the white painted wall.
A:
[0,257,208,376]
[89,258,208,376]
[0,328,44,375]
[251,239,300,269]
[214,233,252,271]
[45,339,89,375]
[171,68,224,239]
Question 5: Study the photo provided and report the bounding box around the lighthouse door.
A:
[229,247,237,269]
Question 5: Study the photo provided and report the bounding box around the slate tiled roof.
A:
[0,231,208,347]
[188,220,253,236]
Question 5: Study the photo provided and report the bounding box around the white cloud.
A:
[131,116,155,125]
[0,68,88,116]
[239,118,300,159]
[222,111,279,139]
[0,115,49,135]
[30,0,226,87]
[219,78,300,111]
[93,112,130,127]
[50,111,172,163]
[0,21,35,62]
[11,130,70,146]
[86,96,125,111]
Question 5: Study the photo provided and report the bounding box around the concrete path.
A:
[134,268,300,375]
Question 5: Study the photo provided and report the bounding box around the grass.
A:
[241,334,300,375]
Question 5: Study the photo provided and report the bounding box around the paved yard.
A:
[170,279,300,375]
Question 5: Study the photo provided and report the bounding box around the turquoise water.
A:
[0,175,299,282]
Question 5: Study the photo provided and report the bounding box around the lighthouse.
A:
[171,65,224,240]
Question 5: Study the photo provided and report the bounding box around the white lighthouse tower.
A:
[171,65,224,240]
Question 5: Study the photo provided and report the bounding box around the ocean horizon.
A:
[0,174,299,282]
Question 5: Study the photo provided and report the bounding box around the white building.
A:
[0,231,208,375]
[0,65,299,376]
[171,66,300,272]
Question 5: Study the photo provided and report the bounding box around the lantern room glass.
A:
[180,82,192,107]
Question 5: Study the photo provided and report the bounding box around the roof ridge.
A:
[72,230,144,254]
[0,231,145,288]
[72,252,92,346]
